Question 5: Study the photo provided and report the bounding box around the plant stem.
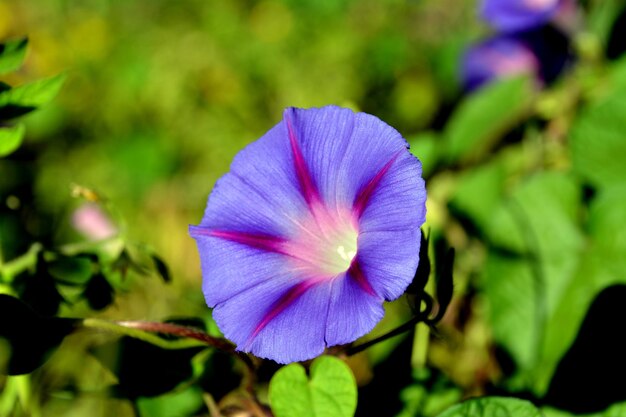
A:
[345,296,433,356]
[82,319,256,379]
[0,243,42,283]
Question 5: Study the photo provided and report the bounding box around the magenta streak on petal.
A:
[352,151,401,219]
[285,110,322,207]
[348,260,378,297]
[190,227,288,255]
[246,279,321,347]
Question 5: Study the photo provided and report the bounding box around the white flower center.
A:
[283,205,359,277]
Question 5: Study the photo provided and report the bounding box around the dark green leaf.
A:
[435,396,542,417]
[0,38,28,75]
[16,253,65,316]
[269,355,357,417]
[90,336,204,399]
[0,295,78,375]
[406,231,431,295]
[545,285,626,413]
[48,255,94,286]
[83,272,115,311]
[432,241,454,323]
[0,123,25,157]
[151,253,171,283]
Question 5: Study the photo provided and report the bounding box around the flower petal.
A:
[285,107,418,211]
[325,273,385,346]
[356,229,422,301]
[286,106,426,232]
[356,151,426,234]
[190,229,295,307]
[212,277,331,363]
[196,121,310,238]
[481,0,560,32]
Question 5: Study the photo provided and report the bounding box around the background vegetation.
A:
[1,0,625,416]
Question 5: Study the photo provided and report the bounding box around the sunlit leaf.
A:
[449,161,507,233]
[480,173,584,387]
[543,401,626,417]
[407,131,440,177]
[435,397,542,417]
[0,38,28,75]
[534,185,626,395]
[136,385,205,417]
[269,355,357,417]
[0,74,66,119]
[443,76,534,164]
[571,87,626,189]
[0,124,25,157]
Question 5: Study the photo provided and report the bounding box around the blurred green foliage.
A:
[1,0,626,416]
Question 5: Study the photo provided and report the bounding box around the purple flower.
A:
[190,106,426,363]
[462,36,541,91]
[481,0,563,32]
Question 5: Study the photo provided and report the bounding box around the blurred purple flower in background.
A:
[481,0,563,32]
[190,106,426,363]
[72,203,118,241]
[461,36,541,91]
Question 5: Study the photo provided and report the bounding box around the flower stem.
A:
[345,295,433,356]
[81,319,256,382]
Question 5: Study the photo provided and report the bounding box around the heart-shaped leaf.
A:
[269,355,357,417]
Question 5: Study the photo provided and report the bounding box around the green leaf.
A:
[0,74,66,119]
[443,76,534,164]
[436,397,542,417]
[47,255,94,286]
[534,185,626,394]
[571,88,626,189]
[136,385,205,417]
[269,355,357,417]
[407,131,440,178]
[479,173,584,389]
[543,401,626,417]
[449,161,507,233]
[151,253,172,283]
[0,38,28,75]
[0,124,25,157]
[587,0,625,47]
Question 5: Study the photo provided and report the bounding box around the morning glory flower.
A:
[481,0,564,32]
[461,36,541,91]
[190,106,426,363]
